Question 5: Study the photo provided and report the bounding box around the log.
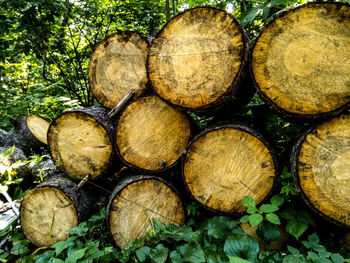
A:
[252,2,350,119]
[148,7,252,112]
[106,175,185,248]
[291,114,350,227]
[47,107,116,180]
[88,31,149,109]
[4,115,49,154]
[0,129,7,147]
[183,123,277,214]
[0,147,31,180]
[116,96,191,172]
[20,176,94,247]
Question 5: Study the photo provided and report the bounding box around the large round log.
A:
[20,176,94,246]
[116,96,191,172]
[148,7,251,112]
[106,175,185,248]
[47,107,116,180]
[291,114,350,226]
[183,124,277,214]
[252,2,350,119]
[88,31,149,109]
[4,115,49,154]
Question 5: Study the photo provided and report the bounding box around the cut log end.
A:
[107,177,185,249]
[48,108,114,180]
[89,31,149,109]
[294,114,350,226]
[116,96,191,171]
[148,7,247,110]
[252,3,350,117]
[26,115,50,145]
[20,187,78,247]
[183,125,276,214]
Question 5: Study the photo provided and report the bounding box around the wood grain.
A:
[26,115,50,145]
[252,2,350,117]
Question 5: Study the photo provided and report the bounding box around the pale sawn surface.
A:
[26,115,50,145]
[20,187,78,247]
[298,114,350,225]
[148,7,245,109]
[109,179,185,248]
[253,3,350,115]
[116,96,191,171]
[184,128,275,213]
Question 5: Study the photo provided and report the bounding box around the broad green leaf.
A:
[259,204,279,213]
[282,255,301,263]
[287,246,300,255]
[150,244,168,263]
[176,244,205,263]
[286,221,308,239]
[319,258,333,263]
[279,208,296,220]
[266,213,281,225]
[65,248,87,263]
[228,256,250,263]
[256,221,280,242]
[136,246,151,262]
[240,215,249,223]
[271,195,284,207]
[248,214,263,227]
[224,234,259,263]
[50,259,65,263]
[52,240,68,256]
[152,218,166,234]
[242,196,256,209]
[331,253,345,263]
[207,216,238,239]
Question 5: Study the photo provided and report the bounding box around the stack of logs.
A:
[1,2,349,249]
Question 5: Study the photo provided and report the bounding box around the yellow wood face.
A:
[253,3,350,115]
[21,187,78,247]
[298,114,350,225]
[116,96,191,171]
[109,179,185,248]
[89,32,148,108]
[148,8,245,109]
[48,112,113,179]
[184,128,275,213]
[27,115,50,144]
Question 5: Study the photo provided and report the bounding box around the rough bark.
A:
[0,129,7,147]
[106,175,185,248]
[148,6,252,112]
[182,122,278,215]
[47,107,117,180]
[251,2,350,119]
[291,114,350,227]
[20,175,95,246]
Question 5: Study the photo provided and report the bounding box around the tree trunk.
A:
[116,96,191,172]
[106,175,185,249]
[4,115,49,155]
[183,122,277,214]
[20,175,95,247]
[47,107,117,180]
[251,2,350,119]
[88,31,150,109]
[148,6,252,112]
[291,114,350,227]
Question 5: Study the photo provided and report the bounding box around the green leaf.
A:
[331,254,345,263]
[282,255,301,263]
[207,216,238,239]
[173,244,205,263]
[52,240,68,256]
[248,214,263,227]
[256,221,280,242]
[228,256,250,263]
[152,218,166,234]
[286,221,308,239]
[65,248,87,263]
[242,196,256,209]
[287,246,300,255]
[240,215,250,224]
[68,222,89,236]
[270,195,284,207]
[136,246,151,262]
[266,213,281,225]
[279,208,296,220]
[224,234,259,262]
[150,244,168,263]
[259,204,279,213]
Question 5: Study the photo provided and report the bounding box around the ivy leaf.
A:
[271,195,284,207]
[150,244,168,263]
[256,221,280,242]
[153,218,166,234]
[136,246,151,262]
[207,216,238,239]
[266,213,281,225]
[242,196,256,209]
[331,253,345,263]
[174,244,205,263]
[65,247,87,263]
[52,240,69,256]
[260,204,279,213]
[228,256,250,263]
[248,214,263,227]
[224,234,259,263]
[286,221,308,239]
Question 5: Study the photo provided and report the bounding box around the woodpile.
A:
[2,2,348,248]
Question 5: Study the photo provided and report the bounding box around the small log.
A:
[291,114,350,226]
[31,156,58,181]
[88,31,149,109]
[252,2,350,118]
[47,107,116,180]
[20,175,94,247]
[0,129,7,147]
[116,96,191,172]
[148,7,252,112]
[183,123,277,214]
[4,115,49,154]
[106,175,185,248]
